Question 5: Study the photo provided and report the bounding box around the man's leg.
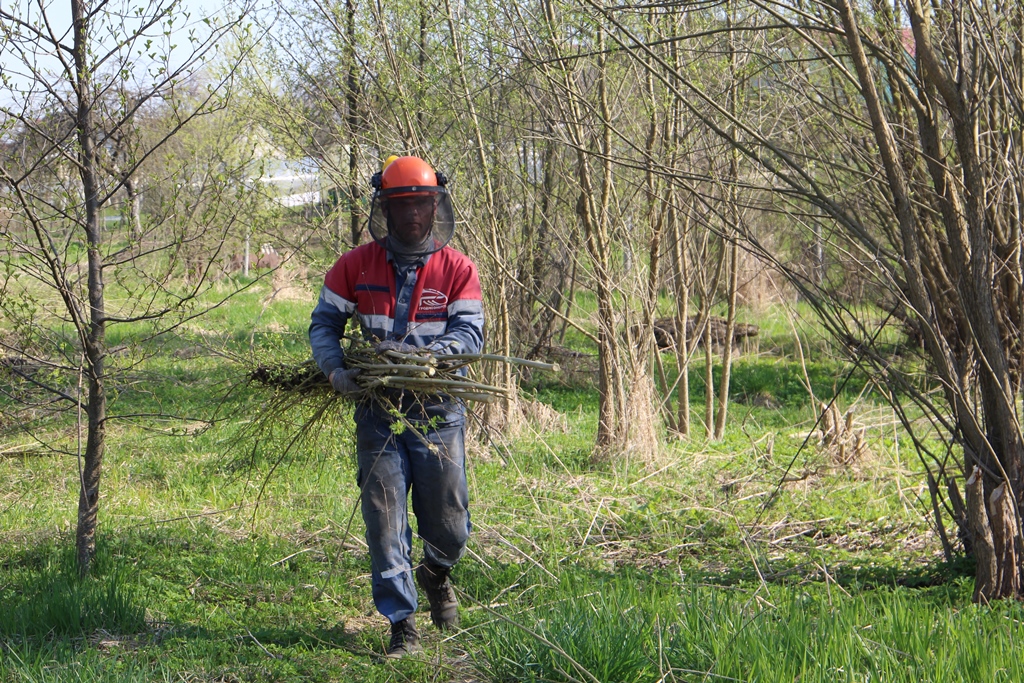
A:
[356,420,418,625]
[407,423,470,629]
[408,423,471,566]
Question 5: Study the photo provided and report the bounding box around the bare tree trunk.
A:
[693,221,727,439]
[642,53,673,431]
[2,0,254,580]
[73,0,106,577]
[990,482,1021,598]
[672,199,691,436]
[527,131,562,355]
[966,467,998,602]
[666,30,692,438]
[557,256,578,346]
[543,14,626,449]
[346,0,362,247]
[703,295,714,437]
[370,0,420,150]
[714,7,740,441]
[417,0,426,134]
[812,222,824,288]
[589,29,627,449]
[714,239,738,439]
[124,176,142,243]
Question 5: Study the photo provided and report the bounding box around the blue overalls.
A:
[309,243,484,623]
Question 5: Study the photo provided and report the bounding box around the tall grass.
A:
[476,575,660,683]
[474,574,1024,683]
[0,548,145,638]
[0,642,177,683]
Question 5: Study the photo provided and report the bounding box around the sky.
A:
[0,0,242,100]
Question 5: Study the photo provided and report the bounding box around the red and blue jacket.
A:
[309,241,485,423]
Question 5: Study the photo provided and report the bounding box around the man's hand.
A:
[329,368,363,397]
[375,340,419,355]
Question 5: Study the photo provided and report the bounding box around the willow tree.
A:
[585,0,1024,600]
[0,0,256,575]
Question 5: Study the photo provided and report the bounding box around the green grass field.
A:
[2,278,1019,682]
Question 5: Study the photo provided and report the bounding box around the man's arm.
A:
[425,260,484,356]
[309,284,356,377]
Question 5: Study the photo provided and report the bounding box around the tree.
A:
[584,0,1024,600]
[0,0,257,575]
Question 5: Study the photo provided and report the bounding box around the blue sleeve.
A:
[309,286,353,377]
[425,299,485,356]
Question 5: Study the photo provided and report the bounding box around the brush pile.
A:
[248,339,558,404]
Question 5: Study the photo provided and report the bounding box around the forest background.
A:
[3,0,1024,680]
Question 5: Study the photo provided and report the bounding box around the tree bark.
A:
[703,295,714,437]
[990,482,1021,599]
[124,176,142,243]
[643,54,672,430]
[73,0,107,577]
[714,239,738,440]
[672,199,691,436]
[966,467,998,603]
[346,0,362,247]
[711,0,741,442]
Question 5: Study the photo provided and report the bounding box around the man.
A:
[309,155,484,658]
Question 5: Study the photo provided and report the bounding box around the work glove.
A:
[375,340,419,355]
[329,368,363,397]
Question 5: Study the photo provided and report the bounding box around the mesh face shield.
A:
[367,186,455,258]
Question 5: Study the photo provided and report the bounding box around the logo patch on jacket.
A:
[419,288,449,310]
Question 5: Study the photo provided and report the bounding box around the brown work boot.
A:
[385,615,422,659]
[415,562,459,630]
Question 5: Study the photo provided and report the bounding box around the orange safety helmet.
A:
[368,155,454,256]
[380,156,439,193]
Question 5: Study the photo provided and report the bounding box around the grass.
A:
[475,571,1024,683]
[0,276,992,682]
[0,547,145,639]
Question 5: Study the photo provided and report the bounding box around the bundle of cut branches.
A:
[229,341,559,491]
[248,340,558,404]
